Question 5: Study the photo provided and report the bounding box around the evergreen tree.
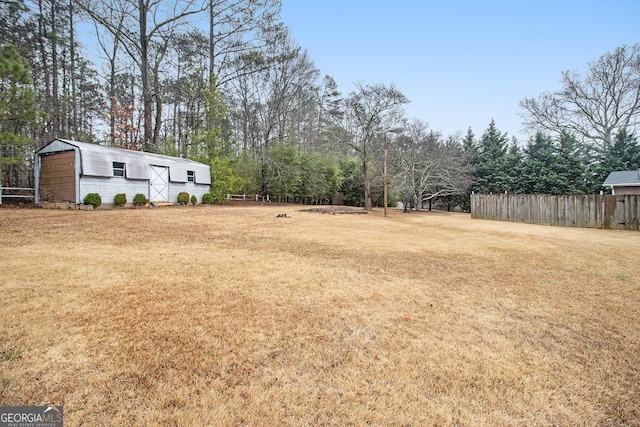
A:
[317,75,343,149]
[450,127,476,210]
[0,0,30,49]
[265,143,302,202]
[0,44,39,187]
[299,151,342,205]
[556,131,588,194]
[462,127,477,155]
[505,138,524,193]
[520,132,566,194]
[472,120,511,193]
[191,85,241,202]
[339,156,365,207]
[602,128,640,171]
[592,128,640,192]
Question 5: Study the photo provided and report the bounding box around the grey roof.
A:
[602,170,640,187]
[39,139,211,185]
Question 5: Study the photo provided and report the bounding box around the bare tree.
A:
[520,44,640,150]
[253,39,318,196]
[343,82,408,210]
[208,0,285,88]
[393,120,470,211]
[80,0,205,151]
[88,0,129,146]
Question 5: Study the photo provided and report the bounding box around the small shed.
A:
[602,170,640,195]
[35,139,211,206]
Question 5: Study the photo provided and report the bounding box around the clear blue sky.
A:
[281,0,640,142]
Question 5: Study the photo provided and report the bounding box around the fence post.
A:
[0,187,2,205]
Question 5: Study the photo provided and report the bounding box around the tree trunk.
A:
[50,2,60,137]
[363,156,372,210]
[37,0,51,140]
[69,0,78,140]
[139,0,153,151]
[209,0,215,90]
[153,72,162,153]
[108,57,116,145]
[129,72,135,147]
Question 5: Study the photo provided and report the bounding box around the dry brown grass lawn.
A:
[0,205,639,426]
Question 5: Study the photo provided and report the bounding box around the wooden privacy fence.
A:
[471,194,640,231]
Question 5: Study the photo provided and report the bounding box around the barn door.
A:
[149,165,169,202]
[39,151,76,202]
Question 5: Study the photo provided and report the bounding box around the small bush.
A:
[177,191,190,205]
[83,193,102,208]
[190,194,197,205]
[114,193,127,206]
[202,193,213,204]
[133,193,148,206]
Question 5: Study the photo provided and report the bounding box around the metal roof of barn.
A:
[602,170,640,187]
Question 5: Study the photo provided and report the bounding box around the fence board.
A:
[471,194,639,230]
[0,187,35,205]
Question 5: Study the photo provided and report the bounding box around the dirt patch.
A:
[299,206,368,214]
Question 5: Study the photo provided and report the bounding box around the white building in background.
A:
[35,139,211,206]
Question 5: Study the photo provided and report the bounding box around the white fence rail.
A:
[0,187,35,205]
[226,194,270,202]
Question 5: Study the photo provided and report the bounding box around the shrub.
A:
[210,156,243,203]
[177,191,190,205]
[133,193,148,206]
[190,194,197,205]
[83,193,101,208]
[202,193,213,204]
[114,193,127,206]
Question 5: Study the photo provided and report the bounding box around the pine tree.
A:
[520,132,565,194]
[591,128,640,192]
[462,127,477,155]
[472,120,511,193]
[0,44,39,187]
[0,0,30,49]
[191,85,241,202]
[505,139,524,193]
[556,131,588,194]
[602,128,640,171]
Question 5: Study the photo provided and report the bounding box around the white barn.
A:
[35,139,211,206]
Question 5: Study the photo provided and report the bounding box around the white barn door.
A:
[149,165,169,202]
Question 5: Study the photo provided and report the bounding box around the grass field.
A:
[1,205,639,426]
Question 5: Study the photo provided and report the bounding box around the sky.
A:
[280,0,640,143]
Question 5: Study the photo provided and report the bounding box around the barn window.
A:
[113,162,126,177]
[187,170,195,182]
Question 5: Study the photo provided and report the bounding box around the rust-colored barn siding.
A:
[39,151,76,202]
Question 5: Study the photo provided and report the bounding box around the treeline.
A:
[1,0,639,208]
[465,122,640,204]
